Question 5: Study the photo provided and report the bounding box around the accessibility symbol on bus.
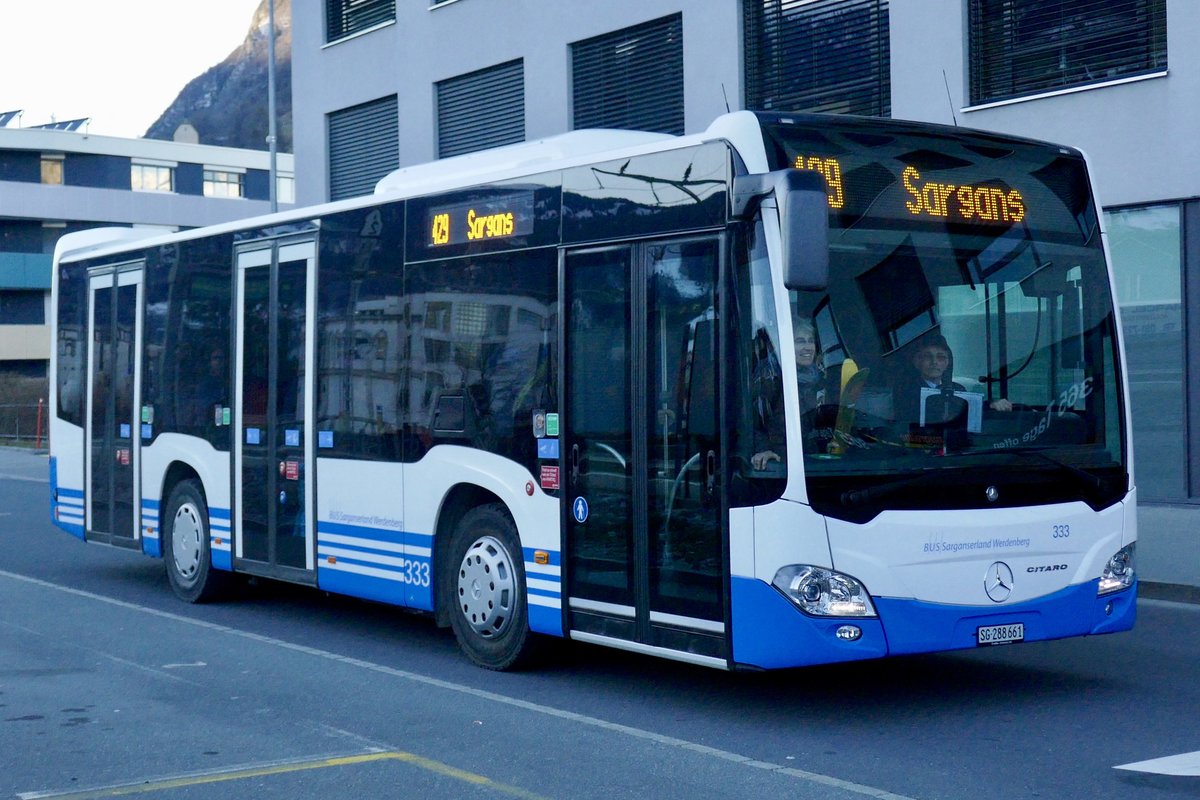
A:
[572,496,589,524]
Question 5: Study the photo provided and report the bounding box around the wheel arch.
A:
[160,461,205,512]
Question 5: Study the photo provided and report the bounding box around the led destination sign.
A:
[428,191,535,247]
[792,155,1026,225]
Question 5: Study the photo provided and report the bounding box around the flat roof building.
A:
[0,122,295,379]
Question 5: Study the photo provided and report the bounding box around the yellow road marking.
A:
[20,750,552,800]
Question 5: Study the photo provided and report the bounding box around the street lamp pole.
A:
[267,0,278,213]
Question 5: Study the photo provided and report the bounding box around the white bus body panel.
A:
[140,434,231,560]
[826,500,1127,605]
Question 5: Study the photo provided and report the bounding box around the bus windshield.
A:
[759,116,1126,518]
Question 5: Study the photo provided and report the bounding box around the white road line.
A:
[1114,751,1200,776]
[0,472,48,484]
[1,568,917,800]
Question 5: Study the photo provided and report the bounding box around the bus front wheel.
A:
[163,479,227,603]
[446,504,537,670]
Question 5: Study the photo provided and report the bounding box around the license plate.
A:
[977,622,1024,646]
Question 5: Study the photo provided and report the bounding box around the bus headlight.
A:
[772,565,877,617]
[1098,543,1135,596]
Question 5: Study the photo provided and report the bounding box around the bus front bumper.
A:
[730,576,1136,670]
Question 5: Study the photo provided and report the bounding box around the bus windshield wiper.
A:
[948,446,1106,492]
[838,469,952,507]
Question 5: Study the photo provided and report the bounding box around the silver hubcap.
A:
[171,502,204,582]
[457,535,515,638]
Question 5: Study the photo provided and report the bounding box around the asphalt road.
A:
[1,447,1197,800]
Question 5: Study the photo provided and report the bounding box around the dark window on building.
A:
[328,95,399,201]
[969,0,1167,105]
[437,60,525,158]
[325,0,395,43]
[744,0,891,117]
[0,290,45,324]
[571,14,684,135]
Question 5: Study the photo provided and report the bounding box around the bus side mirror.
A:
[733,169,829,291]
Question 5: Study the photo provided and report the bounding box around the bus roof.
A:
[52,111,771,267]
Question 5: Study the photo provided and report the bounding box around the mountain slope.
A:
[144,0,291,152]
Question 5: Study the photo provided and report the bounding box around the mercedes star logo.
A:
[985,561,1014,603]
[986,485,1000,502]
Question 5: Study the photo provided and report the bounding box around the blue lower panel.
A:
[731,577,888,669]
[212,548,232,572]
[528,603,562,637]
[318,564,415,608]
[875,579,1137,655]
[732,577,1137,669]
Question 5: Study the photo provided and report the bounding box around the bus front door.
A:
[563,238,728,667]
[234,241,316,580]
[85,266,143,548]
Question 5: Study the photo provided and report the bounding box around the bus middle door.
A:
[234,241,316,581]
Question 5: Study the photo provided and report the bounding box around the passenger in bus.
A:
[195,346,228,423]
[750,320,822,469]
[793,319,823,414]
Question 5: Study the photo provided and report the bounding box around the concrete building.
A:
[0,121,295,379]
[289,0,1196,594]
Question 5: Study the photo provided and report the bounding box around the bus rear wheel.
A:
[446,504,538,670]
[163,479,228,603]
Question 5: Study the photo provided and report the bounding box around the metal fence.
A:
[0,401,47,446]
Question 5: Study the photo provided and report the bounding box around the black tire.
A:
[163,479,228,603]
[445,504,539,670]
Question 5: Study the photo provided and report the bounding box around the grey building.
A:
[290,0,1196,594]
[0,122,295,380]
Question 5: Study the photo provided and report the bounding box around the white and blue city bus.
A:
[49,111,1136,670]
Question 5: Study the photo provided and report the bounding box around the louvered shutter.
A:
[437,60,525,158]
[326,0,395,43]
[744,0,891,117]
[571,14,684,135]
[969,0,1167,105]
[328,95,398,201]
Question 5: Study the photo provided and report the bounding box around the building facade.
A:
[290,0,1197,593]
[0,124,295,381]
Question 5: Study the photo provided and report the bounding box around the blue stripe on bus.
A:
[208,508,233,572]
[142,498,160,510]
[50,461,87,542]
[318,520,404,546]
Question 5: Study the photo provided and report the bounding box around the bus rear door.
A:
[85,265,143,547]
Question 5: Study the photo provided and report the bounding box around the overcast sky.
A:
[1,0,262,138]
